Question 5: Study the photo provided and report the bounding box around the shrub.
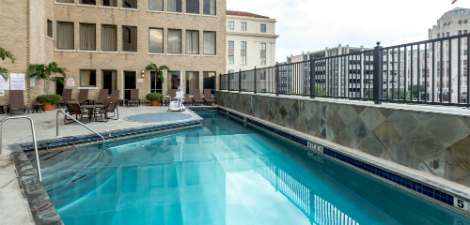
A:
[146,93,164,101]
[37,94,62,105]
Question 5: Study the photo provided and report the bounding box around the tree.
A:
[0,47,16,80]
[26,62,67,95]
[146,63,170,93]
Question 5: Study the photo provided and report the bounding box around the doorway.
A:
[103,70,117,95]
[56,78,64,96]
[167,71,181,94]
[124,71,136,100]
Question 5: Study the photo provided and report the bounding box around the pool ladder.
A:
[0,112,106,183]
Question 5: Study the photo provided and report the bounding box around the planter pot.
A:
[149,100,161,106]
[41,102,56,111]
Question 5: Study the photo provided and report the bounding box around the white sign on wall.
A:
[30,77,35,87]
[0,76,9,91]
[10,73,25,90]
[67,78,75,87]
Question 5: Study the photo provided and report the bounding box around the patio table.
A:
[81,105,105,122]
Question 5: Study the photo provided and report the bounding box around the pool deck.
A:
[0,105,205,225]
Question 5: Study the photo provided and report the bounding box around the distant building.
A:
[226,10,279,74]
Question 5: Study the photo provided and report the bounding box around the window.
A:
[168,29,182,54]
[203,31,216,55]
[186,0,199,14]
[228,41,234,50]
[80,0,96,4]
[80,24,96,50]
[442,33,445,37]
[459,30,463,35]
[185,72,199,94]
[241,56,246,65]
[260,24,266,33]
[149,0,163,10]
[465,50,468,55]
[203,72,216,94]
[123,0,137,8]
[168,71,181,95]
[203,0,216,15]
[228,70,234,73]
[168,0,182,12]
[241,41,246,50]
[260,57,266,65]
[241,22,247,31]
[47,20,53,38]
[149,28,164,53]
[466,30,468,34]
[122,26,137,52]
[185,30,199,54]
[228,21,234,30]
[150,71,162,93]
[80,70,97,87]
[102,70,117,95]
[102,25,117,51]
[102,0,117,6]
[57,22,74,49]
[447,32,450,37]
[57,0,74,3]
[228,56,234,64]
[260,43,266,51]
[437,34,440,38]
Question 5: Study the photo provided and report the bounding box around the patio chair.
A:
[204,89,215,106]
[170,89,177,102]
[192,89,204,106]
[96,99,119,123]
[8,90,29,116]
[93,89,109,105]
[110,90,122,106]
[69,89,90,105]
[58,89,74,107]
[183,94,193,106]
[64,103,90,124]
[127,89,140,107]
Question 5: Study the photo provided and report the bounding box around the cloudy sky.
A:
[227,0,470,62]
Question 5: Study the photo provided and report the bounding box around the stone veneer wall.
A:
[216,91,470,187]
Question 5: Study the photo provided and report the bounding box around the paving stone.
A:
[349,117,370,142]
[411,111,435,125]
[404,126,445,160]
[387,111,422,137]
[447,135,470,172]
[387,140,422,167]
[423,115,470,148]
[372,121,401,150]
[337,105,358,126]
[359,133,387,158]
[359,108,386,131]
[333,128,358,148]
[423,149,470,182]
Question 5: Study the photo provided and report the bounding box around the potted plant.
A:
[146,63,170,93]
[37,95,62,110]
[146,93,164,106]
[27,62,67,111]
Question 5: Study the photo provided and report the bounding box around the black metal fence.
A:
[220,37,470,107]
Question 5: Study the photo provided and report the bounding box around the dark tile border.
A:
[214,106,470,214]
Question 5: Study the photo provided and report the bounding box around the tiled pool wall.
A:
[215,91,470,187]
[210,102,470,216]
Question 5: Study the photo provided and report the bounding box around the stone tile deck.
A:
[0,105,203,224]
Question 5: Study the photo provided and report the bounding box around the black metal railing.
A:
[219,36,470,107]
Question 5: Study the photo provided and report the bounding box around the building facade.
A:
[226,10,278,74]
[0,0,226,105]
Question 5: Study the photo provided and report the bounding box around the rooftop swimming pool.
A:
[38,111,470,225]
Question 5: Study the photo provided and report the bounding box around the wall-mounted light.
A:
[141,70,145,78]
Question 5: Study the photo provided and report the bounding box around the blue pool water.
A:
[39,111,470,225]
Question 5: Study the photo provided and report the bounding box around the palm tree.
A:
[0,47,16,80]
[27,62,67,95]
[146,63,170,93]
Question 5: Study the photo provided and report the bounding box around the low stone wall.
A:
[216,91,470,187]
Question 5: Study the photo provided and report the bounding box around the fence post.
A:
[310,55,315,99]
[239,69,242,92]
[373,42,383,104]
[219,73,221,91]
[276,62,280,96]
[254,66,257,94]
[228,72,231,91]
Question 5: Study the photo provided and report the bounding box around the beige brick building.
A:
[0,0,226,105]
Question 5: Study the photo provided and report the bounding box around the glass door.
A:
[124,71,136,100]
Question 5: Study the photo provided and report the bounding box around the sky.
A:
[227,0,470,62]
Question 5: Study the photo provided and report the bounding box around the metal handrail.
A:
[0,116,42,182]
[56,110,105,144]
